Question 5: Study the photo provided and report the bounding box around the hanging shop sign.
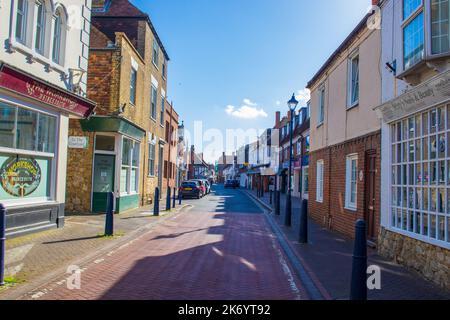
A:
[0,156,41,197]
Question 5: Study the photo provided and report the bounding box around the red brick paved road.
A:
[23,187,308,300]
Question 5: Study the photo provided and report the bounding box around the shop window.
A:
[0,102,56,202]
[391,106,450,245]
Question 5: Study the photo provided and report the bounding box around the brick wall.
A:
[309,131,381,240]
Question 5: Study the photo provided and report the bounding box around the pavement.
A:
[245,188,450,300]
[2,185,310,300]
[0,198,190,300]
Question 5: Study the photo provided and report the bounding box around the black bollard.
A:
[166,187,172,211]
[285,193,292,226]
[269,190,273,205]
[154,187,160,216]
[0,204,5,286]
[172,188,176,209]
[105,192,114,236]
[350,219,368,300]
[299,199,308,244]
[178,190,182,205]
[275,191,281,215]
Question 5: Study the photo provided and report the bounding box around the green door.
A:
[92,154,115,213]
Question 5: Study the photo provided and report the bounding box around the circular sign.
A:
[0,156,41,197]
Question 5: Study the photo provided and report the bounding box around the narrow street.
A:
[23,186,308,300]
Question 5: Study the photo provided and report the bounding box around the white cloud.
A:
[243,98,257,107]
[275,101,281,106]
[225,100,268,119]
[296,88,311,106]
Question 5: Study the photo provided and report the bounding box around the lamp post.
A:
[285,93,298,227]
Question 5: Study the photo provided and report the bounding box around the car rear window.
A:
[182,182,197,187]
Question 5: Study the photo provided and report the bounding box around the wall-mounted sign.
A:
[0,64,95,117]
[68,136,89,149]
[375,70,450,123]
[0,156,41,197]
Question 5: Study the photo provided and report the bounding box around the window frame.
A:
[120,137,140,196]
[148,142,156,177]
[15,0,29,44]
[130,67,137,105]
[345,154,358,211]
[160,95,165,126]
[402,0,425,71]
[150,85,157,120]
[317,85,325,126]
[347,52,360,108]
[152,39,159,68]
[34,0,46,54]
[51,11,62,64]
[0,100,59,205]
[316,160,324,203]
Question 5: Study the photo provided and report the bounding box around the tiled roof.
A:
[91,0,170,60]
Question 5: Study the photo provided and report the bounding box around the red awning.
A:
[0,63,96,118]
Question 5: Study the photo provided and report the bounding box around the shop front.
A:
[0,63,95,237]
[78,116,146,213]
[376,71,450,286]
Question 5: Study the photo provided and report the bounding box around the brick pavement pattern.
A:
[246,189,450,300]
[22,196,308,300]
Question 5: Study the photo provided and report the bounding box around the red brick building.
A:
[162,101,179,195]
[306,13,382,243]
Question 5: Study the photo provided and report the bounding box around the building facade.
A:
[307,12,382,242]
[375,0,449,289]
[0,0,96,236]
[162,101,179,195]
[65,0,170,213]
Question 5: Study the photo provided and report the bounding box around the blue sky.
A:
[132,0,371,162]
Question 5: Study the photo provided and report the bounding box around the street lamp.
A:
[285,93,298,226]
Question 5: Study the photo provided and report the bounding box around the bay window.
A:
[0,102,56,201]
[121,137,140,195]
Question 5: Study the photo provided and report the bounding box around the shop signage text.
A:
[0,156,41,197]
[68,136,89,149]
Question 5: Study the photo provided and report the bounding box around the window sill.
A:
[9,39,67,75]
[316,122,324,129]
[150,117,157,123]
[347,102,359,110]
[316,199,323,203]
[152,61,159,70]
[345,205,357,212]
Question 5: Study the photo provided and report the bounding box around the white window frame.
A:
[15,0,29,44]
[318,86,325,126]
[316,160,324,203]
[120,137,140,196]
[389,105,450,249]
[402,0,425,70]
[150,85,157,120]
[130,67,137,105]
[152,39,159,68]
[345,154,358,211]
[51,11,62,64]
[34,0,46,54]
[347,52,359,108]
[148,142,156,177]
[0,99,59,206]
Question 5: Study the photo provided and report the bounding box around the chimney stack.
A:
[275,111,281,127]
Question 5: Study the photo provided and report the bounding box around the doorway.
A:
[364,150,377,241]
[92,154,116,213]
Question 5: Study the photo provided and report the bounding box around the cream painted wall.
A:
[0,0,92,95]
[309,27,382,152]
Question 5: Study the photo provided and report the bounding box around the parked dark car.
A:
[225,180,236,189]
[233,180,240,188]
[179,181,202,199]
[191,179,210,195]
